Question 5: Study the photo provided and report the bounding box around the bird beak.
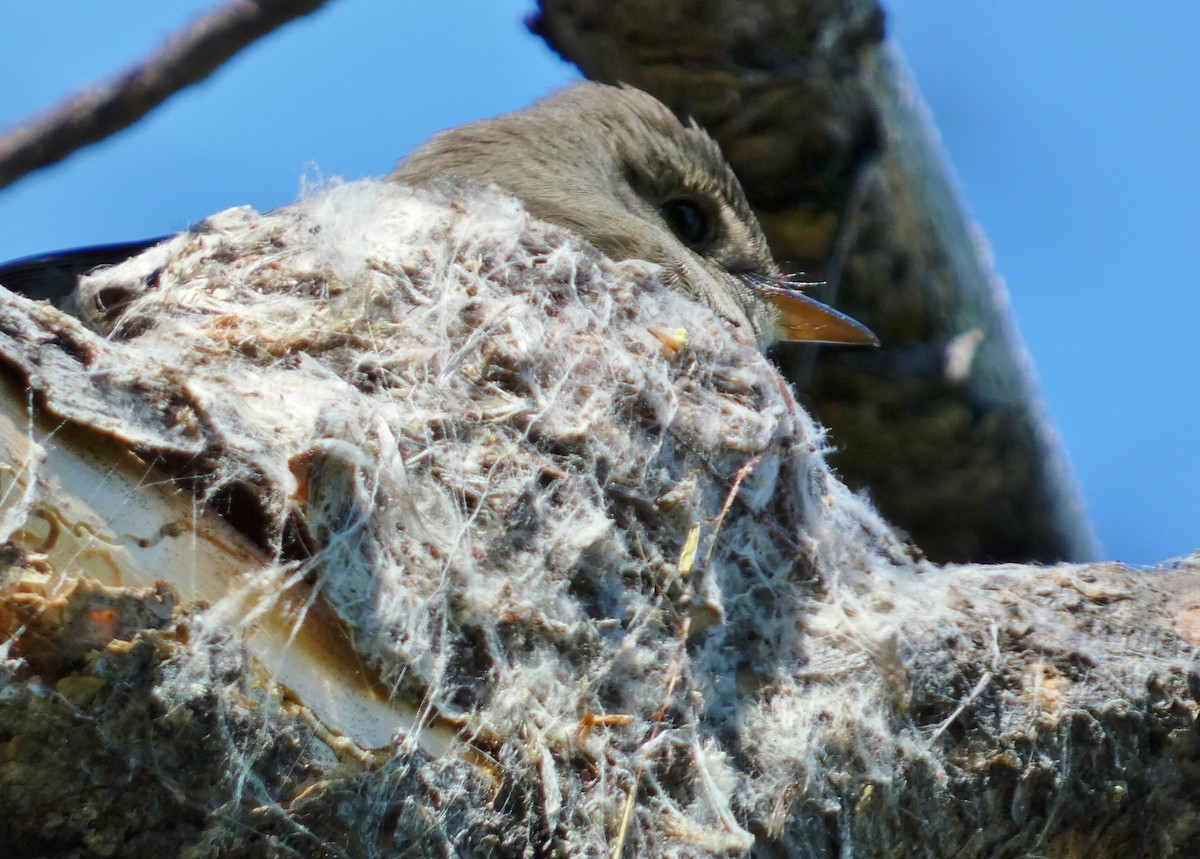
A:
[764,286,879,346]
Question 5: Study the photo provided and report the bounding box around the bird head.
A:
[393,82,876,350]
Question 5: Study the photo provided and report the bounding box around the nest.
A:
[9,177,928,856]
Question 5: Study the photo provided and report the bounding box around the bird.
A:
[0,82,876,350]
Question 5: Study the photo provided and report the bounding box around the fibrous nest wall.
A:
[3,177,946,856]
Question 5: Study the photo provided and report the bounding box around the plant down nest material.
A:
[7,177,932,856]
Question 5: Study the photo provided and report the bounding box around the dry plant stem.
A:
[0,0,330,190]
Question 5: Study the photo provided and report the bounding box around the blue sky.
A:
[886,2,1200,564]
[0,2,1195,564]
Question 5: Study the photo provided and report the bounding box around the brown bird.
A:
[395,82,875,349]
[0,82,875,349]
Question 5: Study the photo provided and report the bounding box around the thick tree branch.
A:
[0,0,330,190]
[0,3,1191,855]
[0,180,1196,857]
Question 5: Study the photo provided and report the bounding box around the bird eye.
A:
[661,198,711,248]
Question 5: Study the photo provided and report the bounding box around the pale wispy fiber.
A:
[68,175,927,855]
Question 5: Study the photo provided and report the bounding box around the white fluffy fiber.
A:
[76,177,932,855]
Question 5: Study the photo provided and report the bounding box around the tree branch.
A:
[0,0,331,190]
[0,178,1196,857]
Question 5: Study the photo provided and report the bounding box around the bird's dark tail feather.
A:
[0,237,171,305]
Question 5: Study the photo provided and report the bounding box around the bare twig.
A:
[0,0,332,191]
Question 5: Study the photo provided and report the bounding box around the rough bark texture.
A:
[0,2,1189,855]
[531,0,1095,564]
[5,558,1200,858]
[0,178,1196,858]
